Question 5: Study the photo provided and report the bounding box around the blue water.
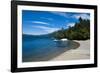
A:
[22,34,76,62]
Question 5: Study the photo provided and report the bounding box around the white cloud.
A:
[40,17,53,21]
[67,23,75,28]
[73,14,90,20]
[32,26,60,33]
[32,21,49,25]
[50,12,68,18]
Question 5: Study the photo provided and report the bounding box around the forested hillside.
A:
[52,17,90,40]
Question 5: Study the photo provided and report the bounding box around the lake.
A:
[22,34,79,62]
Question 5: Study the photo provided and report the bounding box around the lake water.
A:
[22,35,78,62]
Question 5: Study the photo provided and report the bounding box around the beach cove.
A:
[22,34,80,62]
[22,34,90,62]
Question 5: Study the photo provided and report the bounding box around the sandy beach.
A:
[51,40,90,61]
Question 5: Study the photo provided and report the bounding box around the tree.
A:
[79,17,82,22]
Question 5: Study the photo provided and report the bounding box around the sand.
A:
[51,40,90,61]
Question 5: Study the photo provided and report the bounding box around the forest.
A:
[52,17,90,40]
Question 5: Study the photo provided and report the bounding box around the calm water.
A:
[22,35,78,62]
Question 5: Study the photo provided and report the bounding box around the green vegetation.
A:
[52,17,90,40]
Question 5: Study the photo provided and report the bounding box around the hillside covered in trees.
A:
[52,17,90,40]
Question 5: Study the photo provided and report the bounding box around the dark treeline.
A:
[52,17,90,40]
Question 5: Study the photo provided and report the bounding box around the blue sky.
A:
[22,10,90,35]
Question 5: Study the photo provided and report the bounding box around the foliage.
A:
[52,17,90,40]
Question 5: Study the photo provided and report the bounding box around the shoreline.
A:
[23,40,80,62]
[23,40,90,62]
[51,40,90,61]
